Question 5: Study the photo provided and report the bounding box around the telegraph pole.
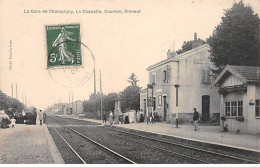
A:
[94,68,96,95]
[16,83,18,99]
[11,83,13,98]
[72,92,73,115]
[100,70,103,120]
[25,93,27,106]
[76,100,78,118]
[53,98,55,114]
[69,92,71,104]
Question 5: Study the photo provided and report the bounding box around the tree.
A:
[0,91,26,115]
[127,73,139,86]
[207,1,260,69]
[83,92,119,119]
[103,93,118,112]
[121,86,140,111]
[176,41,193,54]
[122,73,141,111]
[176,39,206,54]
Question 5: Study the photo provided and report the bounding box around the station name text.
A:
[24,9,141,15]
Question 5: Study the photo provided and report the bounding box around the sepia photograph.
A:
[0,0,259,165]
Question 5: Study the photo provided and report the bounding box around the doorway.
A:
[202,95,210,121]
[163,96,167,121]
[143,99,146,117]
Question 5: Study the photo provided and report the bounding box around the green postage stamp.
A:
[45,24,82,68]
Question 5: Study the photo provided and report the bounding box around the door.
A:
[143,99,146,117]
[202,95,210,121]
[163,96,167,121]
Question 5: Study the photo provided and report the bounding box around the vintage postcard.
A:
[0,0,260,165]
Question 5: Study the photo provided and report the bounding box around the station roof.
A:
[146,44,210,71]
[112,97,121,101]
[139,88,147,93]
[214,65,260,85]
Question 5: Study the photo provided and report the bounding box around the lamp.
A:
[249,99,255,105]
[147,84,153,124]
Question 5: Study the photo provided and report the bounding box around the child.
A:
[10,117,16,128]
[150,112,154,124]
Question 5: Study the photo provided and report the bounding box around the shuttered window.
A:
[153,97,156,109]
[256,100,260,117]
[152,74,155,84]
[238,101,243,116]
[163,70,167,83]
[202,70,211,83]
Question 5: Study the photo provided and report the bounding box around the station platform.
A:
[64,115,260,152]
[0,122,64,164]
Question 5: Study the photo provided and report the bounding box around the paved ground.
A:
[0,121,64,164]
[65,115,260,152]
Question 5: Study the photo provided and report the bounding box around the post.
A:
[69,91,70,104]
[72,92,73,115]
[147,84,153,124]
[53,98,55,114]
[94,67,96,95]
[220,94,224,131]
[25,93,27,106]
[76,100,78,117]
[175,84,179,128]
[100,70,103,121]
[11,83,13,98]
[16,83,18,99]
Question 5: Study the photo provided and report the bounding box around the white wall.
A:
[246,84,260,134]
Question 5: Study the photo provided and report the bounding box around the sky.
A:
[0,0,259,110]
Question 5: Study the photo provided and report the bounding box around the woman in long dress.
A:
[52,27,75,64]
[109,111,113,125]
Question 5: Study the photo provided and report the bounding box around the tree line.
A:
[83,73,141,119]
[177,1,260,72]
[0,91,26,115]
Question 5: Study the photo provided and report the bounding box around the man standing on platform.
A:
[22,110,26,124]
[103,112,107,123]
[39,110,43,125]
[193,108,200,131]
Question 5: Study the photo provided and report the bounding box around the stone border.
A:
[44,124,65,164]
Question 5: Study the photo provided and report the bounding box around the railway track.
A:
[48,115,260,164]
[102,126,260,164]
[47,117,136,164]
[48,116,202,163]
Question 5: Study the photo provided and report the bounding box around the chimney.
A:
[167,49,176,59]
[192,32,203,49]
[194,32,197,41]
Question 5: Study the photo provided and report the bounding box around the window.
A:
[225,102,230,116]
[238,101,243,116]
[163,70,167,83]
[158,95,162,106]
[225,101,243,117]
[202,70,211,83]
[153,97,156,109]
[152,74,155,84]
[231,102,237,116]
[256,100,260,117]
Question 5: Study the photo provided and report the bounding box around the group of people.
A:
[101,108,201,131]
[8,110,45,128]
[102,111,129,125]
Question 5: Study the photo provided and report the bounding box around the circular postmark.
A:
[47,41,95,87]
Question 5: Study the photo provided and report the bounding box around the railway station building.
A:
[59,100,84,116]
[213,65,260,134]
[140,34,220,124]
